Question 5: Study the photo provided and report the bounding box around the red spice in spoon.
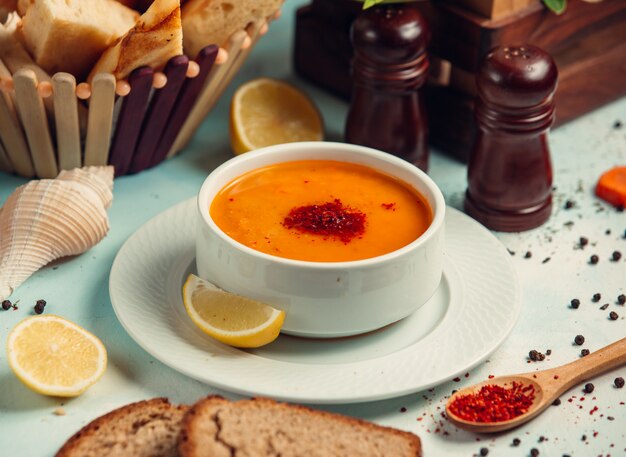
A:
[448,382,536,423]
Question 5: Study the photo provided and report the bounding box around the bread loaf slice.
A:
[179,396,422,457]
[55,398,189,457]
[20,0,138,80]
[88,0,182,82]
[181,0,282,57]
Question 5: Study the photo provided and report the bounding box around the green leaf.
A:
[362,0,387,9]
[543,0,566,14]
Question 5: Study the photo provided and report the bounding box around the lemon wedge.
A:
[230,78,323,155]
[7,315,107,397]
[182,274,285,348]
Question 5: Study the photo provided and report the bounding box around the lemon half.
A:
[230,78,323,155]
[7,315,107,397]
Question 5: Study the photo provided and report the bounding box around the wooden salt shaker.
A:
[464,45,558,231]
[344,5,430,171]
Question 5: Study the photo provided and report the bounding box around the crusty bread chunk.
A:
[20,0,138,80]
[16,0,30,15]
[182,0,282,57]
[55,398,189,457]
[89,0,182,82]
[179,396,422,457]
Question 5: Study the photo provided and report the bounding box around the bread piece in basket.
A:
[88,0,182,82]
[20,0,138,80]
[182,0,282,57]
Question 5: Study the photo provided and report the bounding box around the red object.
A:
[283,199,366,243]
[344,4,430,171]
[595,166,626,208]
[464,44,557,232]
[449,382,536,423]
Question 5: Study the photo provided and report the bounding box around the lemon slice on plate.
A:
[7,315,107,397]
[230,78,324,155]
[182,274,285,348]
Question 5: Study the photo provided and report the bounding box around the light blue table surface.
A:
[1,1,625,455]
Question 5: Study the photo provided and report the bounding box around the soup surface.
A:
[210,160,432,262]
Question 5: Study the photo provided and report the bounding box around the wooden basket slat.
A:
[108,67,154,176]
[84,73,116,166]
[167,32,247,158]
[129,55,190,174]
[150,45,218,167]
[0,59,34,177]
[52,72,81,170]
[211,20,265,111]
[0,139,14,173]
[13,69,57,178]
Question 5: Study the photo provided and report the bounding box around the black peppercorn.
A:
[528,350,545,362]
[589,255,599,264]
[618,294,626,305]
[592,293,601,302]
[480,447,489,456]
[609,311,619,320]
[512,438,521,447]
[612,251,622,261]
[2,300,11,310]
[579,237,588,247]
[570,299,580,309]
[564,200,574,209]
[614,377,624,388]
[524,251,532,259]
[552,398,561,406]
[581,349,590,357]
[583,383,594,393]
[530,448,540,457]
[574,335,585,345]
[34,303,45,314]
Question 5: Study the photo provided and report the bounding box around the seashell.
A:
[0,166,114,300]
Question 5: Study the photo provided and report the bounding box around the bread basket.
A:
[0,14,277,179]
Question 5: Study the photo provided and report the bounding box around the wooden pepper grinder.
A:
[464,44,558,231]
[344,4,430,171]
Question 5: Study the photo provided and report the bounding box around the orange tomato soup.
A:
[210,160,432,262]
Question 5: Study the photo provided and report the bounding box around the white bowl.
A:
[196,142,445,338]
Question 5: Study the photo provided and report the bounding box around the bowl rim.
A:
[197,142,446,269]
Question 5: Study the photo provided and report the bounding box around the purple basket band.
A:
[149,45,219,169]
[109,66,154,176]
[129,55,190,174]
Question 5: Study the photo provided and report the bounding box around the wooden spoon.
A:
[445,337,626,433]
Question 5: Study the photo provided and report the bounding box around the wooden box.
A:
[444,0,538,19]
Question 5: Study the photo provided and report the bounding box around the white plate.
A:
[110,198,521,404]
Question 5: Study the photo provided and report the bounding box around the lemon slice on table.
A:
[182,274,285,348]
[7,315,107,397]
[230,78,324,155]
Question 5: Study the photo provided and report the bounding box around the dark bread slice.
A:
[179,396,421,457]
[56,398,189,457]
